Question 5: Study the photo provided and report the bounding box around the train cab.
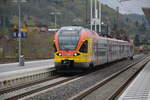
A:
[53,26,94,70]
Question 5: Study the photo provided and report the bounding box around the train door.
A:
[121,42,123,58]
[116,41,118,60]
[116,41,119,60]
[99,39,108,64]
[125,44,127,57]
[108,40,112,62]
[103,39,108,63]
[114,41,117,61]
[88,38,93,62]
[96,40,99,65]
[119,42,122,59]
[114,41,117,60]
[122,43,125,58]
[93,39,97,65]
[112,41,115,61]
[106,39,109,63]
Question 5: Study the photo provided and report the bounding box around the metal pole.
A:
[85,0,88,27]
[55,14,56,29]
[99,0,101,33]
[18,0,22,65]
[116,7,119,30]
[90,0,93,30]
[95,0,97,32]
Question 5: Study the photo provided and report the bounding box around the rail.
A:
[70,56,150,100]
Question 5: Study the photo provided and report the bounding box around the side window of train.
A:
[79,40,88,53]
[53,43,57,52]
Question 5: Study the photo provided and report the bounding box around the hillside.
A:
[0,0,149,58]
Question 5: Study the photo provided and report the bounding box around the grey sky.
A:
[101,0,150,15]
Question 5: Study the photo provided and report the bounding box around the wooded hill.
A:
[0,0,149,58]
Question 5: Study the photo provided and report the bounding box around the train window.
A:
[119,44,121,54]
[99,48,107,56]
[58,30,80,50]
[79,40,88,53]
[53,43,57,52]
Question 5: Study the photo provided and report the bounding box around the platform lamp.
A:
[12,0,27,66]
[50,11,61,30]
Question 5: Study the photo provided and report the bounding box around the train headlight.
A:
[56,53,62,56]
[59,53,62,56]
[73,53,80,56]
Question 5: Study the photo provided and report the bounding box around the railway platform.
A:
[119,60,150,100]
[0,59,54,90]
[0,54,144,92]
[0,59,54,73]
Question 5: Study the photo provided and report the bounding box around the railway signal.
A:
[12,25,19,38]
[21,25,28,38]
[12,25,27,38]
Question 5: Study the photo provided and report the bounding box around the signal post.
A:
[90,0,101,34]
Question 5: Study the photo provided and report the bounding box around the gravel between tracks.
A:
[24,57,142,100]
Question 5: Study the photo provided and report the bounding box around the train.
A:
[53,26,134,70]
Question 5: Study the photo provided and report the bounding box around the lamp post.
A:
[90,0,101,33]
[18,0,22,66]
[73,18,82,26]
[50,12,61,29]
[99,0,101,33]
[12,0,27,66]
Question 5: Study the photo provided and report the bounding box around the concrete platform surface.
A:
[0,54,142,75]
[119,61,150,100]
[0,59,54,81]
[0,59,54,73]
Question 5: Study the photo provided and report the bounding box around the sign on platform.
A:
[12,32,27,38]
[12,32,19,38]
[21,32,27,38]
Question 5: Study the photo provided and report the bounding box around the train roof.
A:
[59,26,83,31]
[107,37,127,42]
[91,31,129,43]
[57,26,131,44]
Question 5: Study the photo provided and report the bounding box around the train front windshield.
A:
[58,30,80,50]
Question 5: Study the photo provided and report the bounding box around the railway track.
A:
[0,74,82,100]
[70,56,150,100]
[0,55,147,100]
[1,68,93,100]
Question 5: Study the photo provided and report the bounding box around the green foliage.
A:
[143,45,150,51]
[26,17,37,26]
[0,28,10,36]
[0,48,3,57]
[10,16,18,25]
[22,31,53,58]
[0,0,149,59]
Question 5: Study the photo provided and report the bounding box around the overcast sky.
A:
[101,0,150,15]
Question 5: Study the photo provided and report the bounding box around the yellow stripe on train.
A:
[54,55,91,63]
